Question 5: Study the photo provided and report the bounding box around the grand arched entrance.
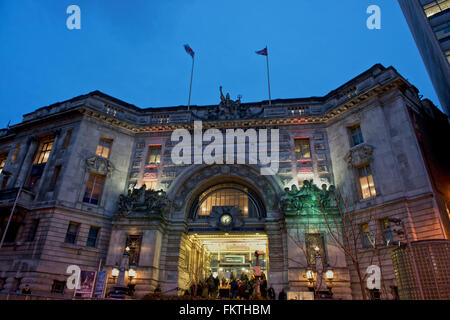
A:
[161,164,287,296]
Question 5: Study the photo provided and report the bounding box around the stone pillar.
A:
[14,137,38,187]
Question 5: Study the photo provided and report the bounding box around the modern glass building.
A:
[398,0,450,118]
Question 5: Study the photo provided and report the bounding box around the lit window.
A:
[358,165,377,199]
[197,184,255,218]
[380,218,394,246]
[26,138,54,191]
[423,0,450,18]
[294,139,311,159]
[147,145,162,164]
[34,139,54,164]
[360,223,372,249]
[349,125,364,147]
[96,138,113,159]
[0,153,7,174]
[65,222,79,244]
[86,226,100,248]
[83,173,105,205]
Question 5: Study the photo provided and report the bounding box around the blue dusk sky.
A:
[0,0,442,129]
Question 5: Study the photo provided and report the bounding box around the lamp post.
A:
[111,264,120,281]
[325,266,334,293]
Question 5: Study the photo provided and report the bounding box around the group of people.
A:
[183,272,287,300]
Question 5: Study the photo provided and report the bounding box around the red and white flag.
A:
[184,44,195,58]
[255,47,268,56]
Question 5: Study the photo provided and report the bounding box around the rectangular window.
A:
[360,223,372,249]
[147,145,162,164]
[11,143,21,162]
[27,219,40,242]
[96,138,113,159]
[83,173,105,205]
[65,222,80,244]
[294,139,311,159]
[358,165,377,199]
[62,130,72,150]
[380,218,394,246]
[0,153,7,174]
[423,0,450,18]
[86,226,100,248]
[26,138,54,192]
[125,235,142,266]
[349,125,364,147]
[34,139,54,165]
[51,280,66,294]
[49,165,62,191]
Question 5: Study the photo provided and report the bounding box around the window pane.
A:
[83,174,105,205]
[65,222,79,244]
[86,227,99,247]
[358,165,376,199]
[294,139,311,159]
[34,139,54,165]
[147,146,162,164]
[96,139,112,159]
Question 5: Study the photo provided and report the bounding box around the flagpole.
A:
[265,47,272,106]
[188,56,195,111]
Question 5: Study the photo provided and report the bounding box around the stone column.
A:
[14,137,38,187]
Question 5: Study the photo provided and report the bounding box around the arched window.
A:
[192,183,264,219]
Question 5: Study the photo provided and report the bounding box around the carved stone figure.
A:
[85,156,114,175]
[279,180,337,216]
[192,86,264,121]
[116,185,170,217]
[344,144,374,168]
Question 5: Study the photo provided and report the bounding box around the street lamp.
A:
[325,266,334,289]
[306,268,315,290]
[128,265,137,282]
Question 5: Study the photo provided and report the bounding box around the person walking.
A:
[268,285,276,300]
[278,288,287,300]
[22,284,31,295]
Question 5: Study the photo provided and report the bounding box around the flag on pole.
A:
[255,47,268,56]
[255,46,271,105]
[184,44,195,58]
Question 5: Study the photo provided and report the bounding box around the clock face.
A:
[220,214,232,226]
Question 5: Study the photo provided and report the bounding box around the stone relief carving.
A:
[116,184,171,217]
[344,144,374,168]
[279,180,337,216]
[85,156,114,176]
[192,86,264,121]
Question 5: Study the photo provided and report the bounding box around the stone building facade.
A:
[0,64,448,299]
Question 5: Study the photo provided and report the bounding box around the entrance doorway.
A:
[188,232,269,281]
